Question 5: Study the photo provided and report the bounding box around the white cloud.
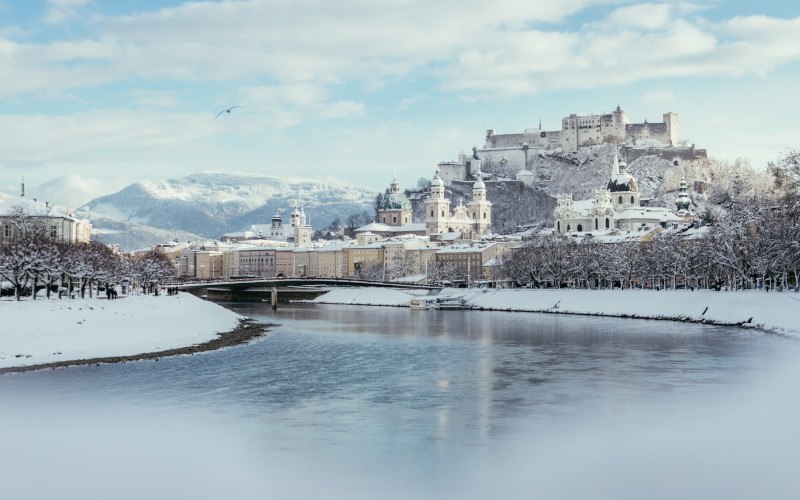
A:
[643,91,676,103]
[397,93,429,110]
[0,1,798,103]
[606,3,674,30]
[132,90,183,108]
[42,0,92,24]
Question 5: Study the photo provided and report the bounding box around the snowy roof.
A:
[616,207,683,223]
[355,222,427,235]
[0,197,86,223]
[437,241,498,254]
[441,231,463,241]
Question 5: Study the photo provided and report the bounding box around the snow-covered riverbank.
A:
[314,288,800,337]
[0,293,243,369]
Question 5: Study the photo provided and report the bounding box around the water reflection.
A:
[2,302,797,499]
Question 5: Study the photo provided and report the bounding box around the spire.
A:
[675,174,692,215]
[539,117,542,131]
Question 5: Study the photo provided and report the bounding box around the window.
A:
[577,224,583,232]
[430,210,434,217]
[3,225,10,238]
[483,212,487,219]
[567,225,571,231]
[605,218,610,229]
[382,216,386,223]
[393,216,397,223]
[631,196,635,204]
[595,219,598,230]
[50,225,57,238]
[618,196,623,204]
[557,221,561,232]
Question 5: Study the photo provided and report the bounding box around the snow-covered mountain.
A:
[77,173,378,248]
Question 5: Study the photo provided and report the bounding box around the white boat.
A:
[410,296,464,310]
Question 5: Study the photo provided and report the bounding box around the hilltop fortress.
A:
[437,106,706,186]
[487,105,678,153]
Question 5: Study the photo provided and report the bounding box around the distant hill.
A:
[77,172,378,249]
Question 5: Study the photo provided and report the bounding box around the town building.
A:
[434,241,510,285]
[0,196,91,244]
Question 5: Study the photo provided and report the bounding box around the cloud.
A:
[643,91,676,103]
[1,1,799,105]
[42,0,92,24]
[397,93,429,110]
[132,90,183,108]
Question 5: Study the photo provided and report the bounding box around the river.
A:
[2,302,799,499]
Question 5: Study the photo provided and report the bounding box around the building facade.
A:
[424,167,492,238]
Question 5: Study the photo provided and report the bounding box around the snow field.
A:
[0,293,243,369]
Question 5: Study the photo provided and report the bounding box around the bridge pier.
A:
[271,287,277,309]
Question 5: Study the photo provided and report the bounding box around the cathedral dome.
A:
[379,191,412,211]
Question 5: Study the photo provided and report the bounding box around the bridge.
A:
[175,277,440,304]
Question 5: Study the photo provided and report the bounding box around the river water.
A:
[2,302,799,499]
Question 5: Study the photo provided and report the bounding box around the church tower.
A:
[607,147,640,211]
[270,209,283,239]
[291,203,312,247]
[675,174,693,221]
[425,167,451,235]
[467,168,492,236]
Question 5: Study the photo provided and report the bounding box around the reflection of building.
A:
[554,148,687,234]
[425,167,492,238]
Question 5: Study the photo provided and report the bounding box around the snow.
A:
[0,293,243,369]
[315,287,428,307]
[314,288,800,337]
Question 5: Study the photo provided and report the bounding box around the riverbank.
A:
[314,287,800,337]
[0,293,265,372]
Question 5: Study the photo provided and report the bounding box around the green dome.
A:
[379,192,412,211]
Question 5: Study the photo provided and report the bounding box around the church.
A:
[424,166,492,239]
[355,169,494,240]
[554,149,691,235]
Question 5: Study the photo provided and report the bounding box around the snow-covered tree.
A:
[130,250,175,294]
[353,260,384,282]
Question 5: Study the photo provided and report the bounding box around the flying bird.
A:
[215,106,242,118]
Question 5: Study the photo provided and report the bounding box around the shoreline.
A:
[313,287,800,337]
[0,318,272,375]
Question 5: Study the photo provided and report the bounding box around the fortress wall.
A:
[486,132,532,148]
[438,162,468,184]
[626,122,670,143]
[623,145,705,163]
[476,148,528,179]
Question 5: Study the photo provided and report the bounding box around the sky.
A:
[1,0,800,209]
